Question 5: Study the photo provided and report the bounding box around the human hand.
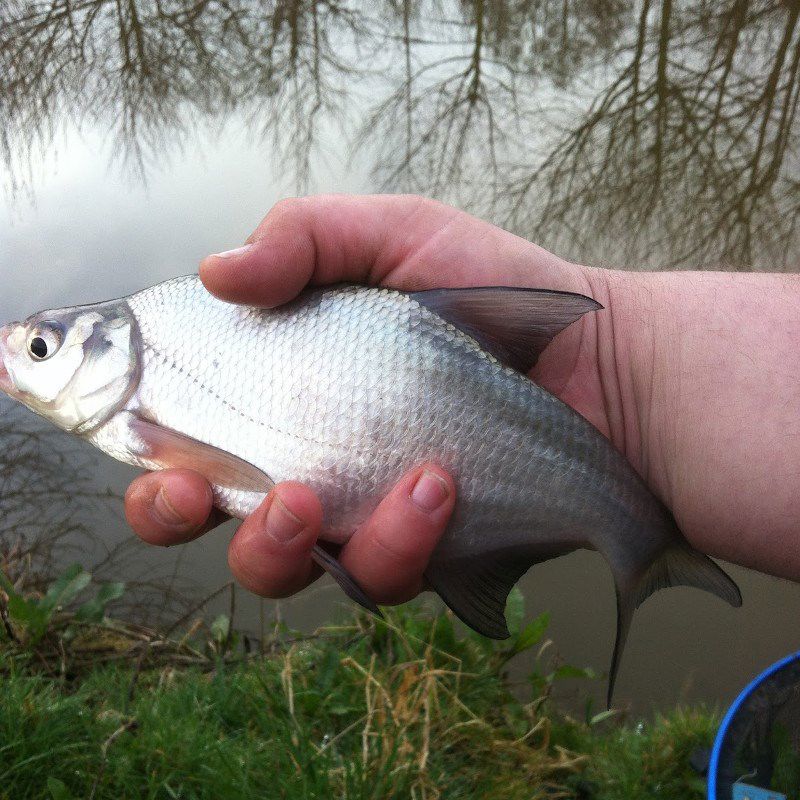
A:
[124,194,608,603]
[124,193,800,596]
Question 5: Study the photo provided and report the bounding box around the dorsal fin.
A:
[410,286,602,373]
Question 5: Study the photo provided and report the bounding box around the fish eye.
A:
[27,323,64,362]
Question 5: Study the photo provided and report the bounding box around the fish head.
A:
[0,301,140,434]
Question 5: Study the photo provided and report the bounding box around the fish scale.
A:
[135,281,508,532]
[0,275,741,704]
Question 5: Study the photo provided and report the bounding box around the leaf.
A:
[589,709,618,726]
[0,568,17,596]
[528,672,547,698]
[47,778,74,800]
[40,564,91,614]
[7,595,49,641]
[550,664,597,682]
[431,613,457,652]
[94,582,126,605]
[316,648,340,693]
[328,703,358,716]
[210,614,230,644]
[75,582,125,623]
[513,612,549,654]
[504,585,525,637]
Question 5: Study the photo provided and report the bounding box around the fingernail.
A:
[153,485,187,527]
[266,496,305,543]
[211,243,253,259]
[410,470,450,512]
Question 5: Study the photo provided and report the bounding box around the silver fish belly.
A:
[0,275,741,703]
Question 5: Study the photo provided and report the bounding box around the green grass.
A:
[0,595,714,800]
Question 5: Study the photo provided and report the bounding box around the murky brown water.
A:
[1,0,799,713]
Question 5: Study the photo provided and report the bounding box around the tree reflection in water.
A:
[1,0,798,269]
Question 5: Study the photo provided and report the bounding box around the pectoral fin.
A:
[126,413,271,493]
[122,412,380,616]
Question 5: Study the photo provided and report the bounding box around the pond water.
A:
[1,0,799,713]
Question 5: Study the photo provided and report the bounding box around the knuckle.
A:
[375,584,420,606]
[373,576,423,605]
[269,196,311,224]
[124,473,151,503]
[412,194,451,214]
[397,193,434,215]
[228,545,275,597]
[123,482,140,507]
[370,524,429,572]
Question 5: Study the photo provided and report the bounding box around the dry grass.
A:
[0,575,713,799]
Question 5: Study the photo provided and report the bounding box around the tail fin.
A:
[425,542,741,709]
[608,547,741,707]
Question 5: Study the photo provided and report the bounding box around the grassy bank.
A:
[0,569,714,799]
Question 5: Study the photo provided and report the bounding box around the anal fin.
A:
[424,545,566,640]
[633,546,742,610]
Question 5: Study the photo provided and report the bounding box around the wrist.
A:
[520,255,648,476]
[582,268,678,501]
[585,268,800,577]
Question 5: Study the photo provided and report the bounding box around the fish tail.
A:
[425,540,740,708]
[608,545,742,707]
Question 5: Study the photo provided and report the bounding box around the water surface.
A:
[1,0,799,712]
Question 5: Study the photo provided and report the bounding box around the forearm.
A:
[600,268,800,578]
[120,191,800,597]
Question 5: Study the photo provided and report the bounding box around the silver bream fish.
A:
[0,277,741,701]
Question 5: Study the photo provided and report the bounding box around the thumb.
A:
[199,194,429,307]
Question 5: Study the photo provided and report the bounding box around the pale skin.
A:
[124,194,800,604]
